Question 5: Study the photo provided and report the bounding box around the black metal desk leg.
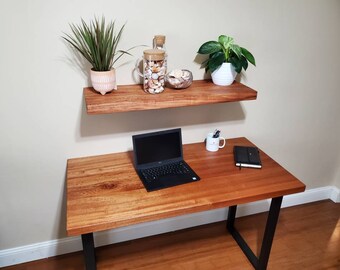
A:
[257,196,283,270]
[227,197,283,270]
[81,233,97,270]
[227,204,259,268]
[227,205,237,231]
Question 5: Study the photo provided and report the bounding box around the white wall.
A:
[0,0,339,251]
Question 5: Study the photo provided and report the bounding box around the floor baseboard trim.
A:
[329,186,340,203]
[1,185,339,267]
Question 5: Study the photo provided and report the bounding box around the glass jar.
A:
[136,49,166,94]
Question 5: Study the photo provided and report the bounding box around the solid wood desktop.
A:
[66,137,305,270]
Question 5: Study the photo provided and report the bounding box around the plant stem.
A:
[220,41,229,62]
[224,49,229,62]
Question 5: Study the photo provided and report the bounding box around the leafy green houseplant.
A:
[63,17,133,95]
[197,35,256,86]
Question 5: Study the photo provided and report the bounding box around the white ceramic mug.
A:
[206,132,226,152]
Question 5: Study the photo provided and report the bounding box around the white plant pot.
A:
[211,63,237,86]
[90,69,117,95]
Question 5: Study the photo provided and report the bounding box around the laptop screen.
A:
[133,128,183,166]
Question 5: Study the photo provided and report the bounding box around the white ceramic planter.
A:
[211,63,237,86]
[90,69,117,95]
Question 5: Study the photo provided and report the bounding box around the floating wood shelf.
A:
[83,80,257,115]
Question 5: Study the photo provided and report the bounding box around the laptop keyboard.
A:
[141,161,192,182]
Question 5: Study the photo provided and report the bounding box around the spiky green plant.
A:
[62,17,133,71]
[198,35,256,74]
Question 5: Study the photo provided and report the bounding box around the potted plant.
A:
[63,17,134,95]
[197,35,256,86]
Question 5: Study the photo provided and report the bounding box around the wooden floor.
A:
[4,200,340,270]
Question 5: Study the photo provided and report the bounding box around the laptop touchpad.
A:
[159,174,190,186]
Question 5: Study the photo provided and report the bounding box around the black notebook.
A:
[234,146,262,169]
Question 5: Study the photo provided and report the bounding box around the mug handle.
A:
[219,137,226,148]
[135,58,144,77]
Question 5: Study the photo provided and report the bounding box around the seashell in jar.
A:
[151,73,159,80]
[155,86,164,93]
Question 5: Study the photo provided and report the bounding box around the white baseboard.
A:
[1,185,339,267]
[330,186,340,202]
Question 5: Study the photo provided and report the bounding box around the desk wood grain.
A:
[66,137,305,236]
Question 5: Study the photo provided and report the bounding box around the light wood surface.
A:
[66,137,305,236]
[83,80,257,114]
[6,200,339,270]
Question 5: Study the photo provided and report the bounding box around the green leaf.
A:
[241,47,256,66]
[208,51,225,73]
[198,41,222,54]
[196,35,256,74]
[240,56,248,71]
[229,55,243,73]
[230,44,242,59]
[218,35,234,50]
[62,17,135,71]
[200,57,210,69]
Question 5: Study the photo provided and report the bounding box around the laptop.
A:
[132,128,200,191]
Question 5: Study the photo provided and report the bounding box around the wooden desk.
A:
[66,137,305,270]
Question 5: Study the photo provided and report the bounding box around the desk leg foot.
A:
[81,233,97,270]
[227,196,283,270]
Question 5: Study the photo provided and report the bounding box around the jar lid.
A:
[144,49,165,61]
[154,35,166,45]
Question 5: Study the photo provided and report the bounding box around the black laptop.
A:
[132,128,200,191]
